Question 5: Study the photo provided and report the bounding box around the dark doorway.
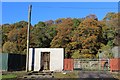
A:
[40,52,50,71]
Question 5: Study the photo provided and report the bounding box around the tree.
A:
[55,18,65,24]
[30,21,57,48]
[3,41,18,53]
[103,12,117,21]
[96,12,119,59]
[97,44,113,59]
[51,18,74,47]
[45,20,54,26]
[17,26,27,54]
[102,12,119,47]
[2,24,14,34]
[7,28,18,42]
[73,18,102,57]
[72,18,81,27]
[86,14,98,21]
[51,18,75,58]
[13,21,28,29]
[1,12,118,57]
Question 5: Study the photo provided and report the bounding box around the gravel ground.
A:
[78,71,119,80]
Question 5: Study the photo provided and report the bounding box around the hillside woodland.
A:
[1,12,119,58]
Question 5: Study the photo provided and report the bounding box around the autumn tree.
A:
[13,21,28,29]
[55,18,65,24]
[2,21,32,54]
[7,28,18,42]
[45,20,54,26]
[2,24,14,45]
[86,14,98,21]
[72,18,102,58]
[3,41,18,53]
[1,12,118,57]
[51,18,75,58]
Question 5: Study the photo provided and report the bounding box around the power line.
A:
[33,6,118,9]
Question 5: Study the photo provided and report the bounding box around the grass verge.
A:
[1,71,27,79]
[53,71,78,78]
[1,74,17,79]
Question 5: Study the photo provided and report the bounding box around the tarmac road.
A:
[14,71,119,80]
[78,71,119,79]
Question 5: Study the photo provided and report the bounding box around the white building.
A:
[28,48,64,71]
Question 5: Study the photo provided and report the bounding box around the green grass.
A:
[53,71,78,78]
[1,74,17,79]
[1,71,27,79]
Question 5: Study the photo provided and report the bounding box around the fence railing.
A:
[64,59,110,71]
[73,59,110,71]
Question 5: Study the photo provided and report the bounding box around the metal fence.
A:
[73,59,110,71]
[0,53,26,71]
[64,59,74,71]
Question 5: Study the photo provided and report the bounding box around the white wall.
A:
[34,48,41,71]
[50,48,64,71]
[28,48,33,71]
[29,48,64,71]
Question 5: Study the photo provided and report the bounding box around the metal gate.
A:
[74,59,110,71]
[64,59,73,71]
[110,58,120,72]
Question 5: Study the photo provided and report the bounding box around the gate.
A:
[110,58,120,72]
[64,59,73,71]
[73,59,109,71]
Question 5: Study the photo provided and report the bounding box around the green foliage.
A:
[73,18,81,27]
[71,50,80,59]
[13,21,28,29]
[51,18,74,48]
[73,18,101,55]
[2,24,14,34]
[103,12,117,20]
[34,21,45,27]
[31,21,57,48]
[98,44,113,59]
[1,12,118,58]
[72,50,95,59]
[2,21,29,54]
[96,13,118,59]
[7,29,18,41]
[3,41,18,53]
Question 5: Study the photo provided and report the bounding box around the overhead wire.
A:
[32,5,118,9]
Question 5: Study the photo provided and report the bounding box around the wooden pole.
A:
[26,5,32,72]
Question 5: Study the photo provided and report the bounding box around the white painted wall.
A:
[34,48,41,71]
[28,48,33,71]
[29,48,64,71]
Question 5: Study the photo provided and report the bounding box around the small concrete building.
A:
[28,48,64,71]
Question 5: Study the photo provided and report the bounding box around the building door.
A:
[40,52,50,71]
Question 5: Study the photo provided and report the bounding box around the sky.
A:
[1,0,120,2]
[2,2,118,26]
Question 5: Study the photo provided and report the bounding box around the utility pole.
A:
[26,5,32,72]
